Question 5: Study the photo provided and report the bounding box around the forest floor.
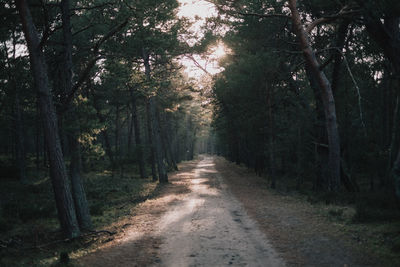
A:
[74,155,390,267]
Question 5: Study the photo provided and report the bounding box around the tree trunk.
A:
[157,107,178,171]
[146,100,158,181]
[61,0,92,230]
[127,108,134,152]
[266,84,276,188]
[35,99,40,173]
[131,88,147,178]
[68,134,92,229]
[150,98,168,183]
[393,144,400,202]
[331,21,349,94]
[16,0,80,238]
[306,64,329,190]
[115,103,121,176]
[142,48,167,182]
[289,0,341,192]
[14,88,27,184]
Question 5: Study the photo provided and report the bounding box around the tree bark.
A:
[16,0,80,238]
[14,87,27,184]
[131,88,147,178]
[156,107,178,171]
[266,84,276,189]
[150,97,168,183]
[289,0,341,192]
[142,48,167,182]
[61,0,92,230]
[115,103,121,176]
[331,21,349,94]
[68,135,92,229]
[146,100,158,181]
[306,64,329,190]
[393,144,400,202]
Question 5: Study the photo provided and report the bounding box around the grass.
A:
[299,190,400,266]
[0,165,160,266]
[269,173,400,265]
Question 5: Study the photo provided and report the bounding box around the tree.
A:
[16,0,80,238]
[288,0,341,192]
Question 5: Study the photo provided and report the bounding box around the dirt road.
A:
[77,156,284,266]
[153,156,284,266]
[78,156,377,266]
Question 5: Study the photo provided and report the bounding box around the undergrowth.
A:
[0,166,159,266]
[299,189,400,266]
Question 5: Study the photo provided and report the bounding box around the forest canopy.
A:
[1,0,400,253]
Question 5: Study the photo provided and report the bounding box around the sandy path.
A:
[77,155,379,266]
[77,156,284,266]
[154,156,284,266]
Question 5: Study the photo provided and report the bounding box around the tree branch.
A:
[185,54,212,77]
[238,12,291,19]
[60,18,129,112]
[305,6,360,33]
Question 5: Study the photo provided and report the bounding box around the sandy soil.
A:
[214,157,379,266]
[153,156,284,266]
[76,155,379,266]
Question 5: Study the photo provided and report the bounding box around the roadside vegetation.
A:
[0,163,160,266]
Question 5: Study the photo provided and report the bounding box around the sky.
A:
[177,0,226,78]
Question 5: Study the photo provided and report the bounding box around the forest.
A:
[1,0,400,265]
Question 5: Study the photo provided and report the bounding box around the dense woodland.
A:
[210,0,400,201]
[1,0,400,262]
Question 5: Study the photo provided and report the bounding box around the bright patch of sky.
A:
[177,0,226,79]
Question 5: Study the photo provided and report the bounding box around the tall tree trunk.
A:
[35,98,40,173]
[14,87,27,184]
[16,0,80,238]
[331,21,350,94]
[393,143,400,202]
[131,89,147,178]
[146,100,158,181]
[61,0,92,230]
[142,48,167,182]
[266,84,276,189]
[127,109,134,152]
[306,64,329,191]
[150,98,168,183]
[157,108,178,171]
[68,135,92,229]
[289,0,341,192]
[115,103,121,176]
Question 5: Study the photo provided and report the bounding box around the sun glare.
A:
[210,43,228,59]
[177,0,226,78]
[178,0,216,19]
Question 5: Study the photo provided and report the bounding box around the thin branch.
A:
[306,6,361,33]
[238,12,291,19]
[60,18,129,112]
[72,24,95,36]
[185,54,212,77]
[341,53,366,132]
[312,141,329,148]
[306,17,336,33]
[319,46,367,132]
